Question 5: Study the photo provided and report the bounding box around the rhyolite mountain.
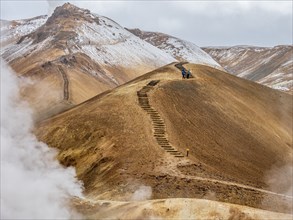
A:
[1,3,176,120]
[203,46,293,93]
[128,28,222,70]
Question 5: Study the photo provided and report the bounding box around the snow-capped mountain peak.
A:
[1,3,176,67]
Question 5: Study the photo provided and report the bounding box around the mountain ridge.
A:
[203,45,293,92]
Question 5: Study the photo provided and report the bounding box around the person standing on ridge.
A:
[186,69,191,79]
[182,69,186,79]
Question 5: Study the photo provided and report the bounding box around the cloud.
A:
[0,1,292,46]
[0,59,83,219]
[131,185,152,201]
[74,1,292,46]
[46,0,66,15]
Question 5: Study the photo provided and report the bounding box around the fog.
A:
[0,59,83,219]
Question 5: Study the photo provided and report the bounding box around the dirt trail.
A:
[57,66,69,101]
[178,166,293,199]
[174,62,188,72]
[137,80,184,158]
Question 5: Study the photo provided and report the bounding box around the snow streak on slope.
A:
[128,29,222,70]
[0,16,47,48]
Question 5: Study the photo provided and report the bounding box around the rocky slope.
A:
[128,28,222,70]
[73,198,292,219]
[36,62,292,215]
[1,16,47,48]
[203,46,293,92]
[0,3,176,120]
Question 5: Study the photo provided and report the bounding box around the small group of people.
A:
[181,69,191,79]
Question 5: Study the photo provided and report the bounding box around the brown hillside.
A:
[2,3,175,121]
[35,63,292,213]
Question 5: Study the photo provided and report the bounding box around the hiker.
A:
[181,69,186,79]
[186,70,191,79]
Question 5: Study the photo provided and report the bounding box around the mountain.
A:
[1,16,47,48]
[36,62,292,215]
[127,28,222,70]
[203,46,293,93]
[1,3,176,120]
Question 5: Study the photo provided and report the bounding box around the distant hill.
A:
[203,46,293,93]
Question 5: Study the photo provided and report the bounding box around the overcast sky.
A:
[1,0,292,47]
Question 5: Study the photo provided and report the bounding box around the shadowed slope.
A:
[35,63,292,213]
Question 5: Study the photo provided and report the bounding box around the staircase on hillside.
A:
[137,80,184,158]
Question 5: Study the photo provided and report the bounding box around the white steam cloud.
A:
[0,60,83,219]
[265,163,293,196]
[131,185,152,201]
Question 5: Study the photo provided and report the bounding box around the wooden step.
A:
[157,141,168,143]
[157,142,169,145]
[175,155,184,158]
[156,137,168,140]
[166,150,178,153]
[157,142,169,144]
